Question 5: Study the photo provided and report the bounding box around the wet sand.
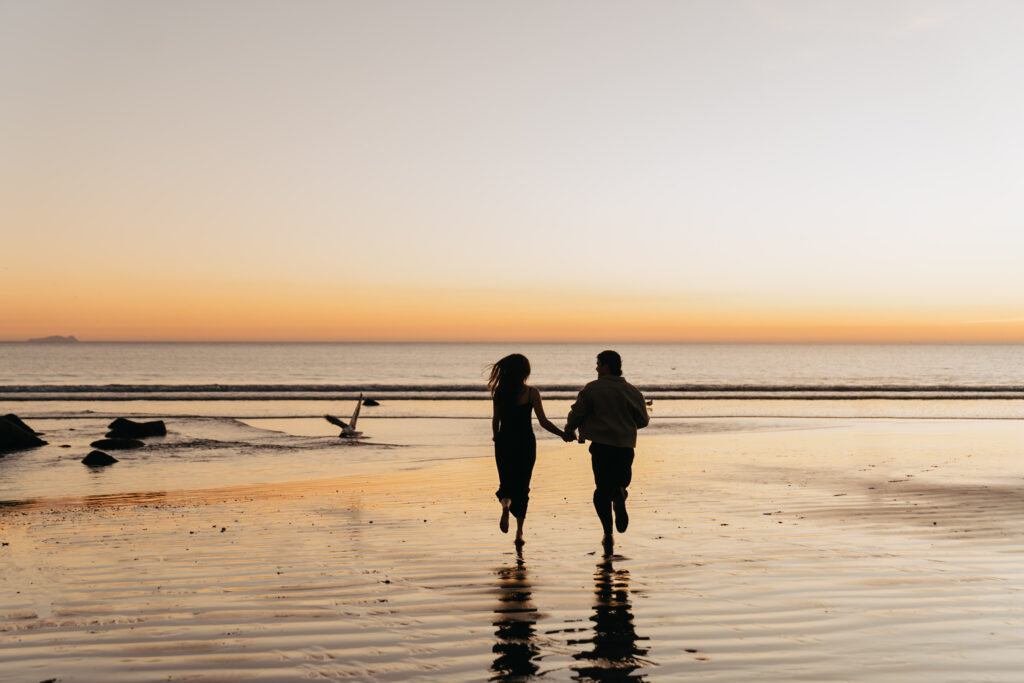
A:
[4,416,1024,680]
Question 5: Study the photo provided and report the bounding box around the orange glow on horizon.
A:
[4,277,1024,343]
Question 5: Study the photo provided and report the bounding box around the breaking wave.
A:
[4,383,1024,400]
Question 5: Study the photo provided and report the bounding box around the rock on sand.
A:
[106,418,167,439]
[82,450,119,466]
[90,438,145,450]
[0,414,47,454]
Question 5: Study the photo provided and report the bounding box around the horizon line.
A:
[5,339,1024,345]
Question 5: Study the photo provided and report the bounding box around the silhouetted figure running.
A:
[564,350,649,543]
[490,552,540,679]
[489,354,567,545]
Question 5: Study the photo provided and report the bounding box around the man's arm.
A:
[635,403,650,429]
[632,388,650,429]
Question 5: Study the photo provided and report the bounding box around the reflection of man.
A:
[572,557,649,678]
[564,350,649,541]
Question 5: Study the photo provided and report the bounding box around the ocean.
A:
[4,341,1024,400]
[3,342,1022,501]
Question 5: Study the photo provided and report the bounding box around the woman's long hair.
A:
[488,354,531,408]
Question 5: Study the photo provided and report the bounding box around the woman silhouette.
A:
[488,354,566,544]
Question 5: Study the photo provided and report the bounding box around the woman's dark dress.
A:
[494,396,536,519]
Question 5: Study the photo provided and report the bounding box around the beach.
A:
[4,403,1024,681]
[7,0,1024,675]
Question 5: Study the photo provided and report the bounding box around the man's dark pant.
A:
[589,442,634,533]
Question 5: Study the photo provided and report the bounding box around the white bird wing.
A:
[349,393,363,430]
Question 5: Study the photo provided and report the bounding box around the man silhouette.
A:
[564,350,649,542]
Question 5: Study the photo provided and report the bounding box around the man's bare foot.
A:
[499,499,511,533]
[515,534,525,546]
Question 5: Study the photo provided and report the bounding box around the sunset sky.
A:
[3,1,1023,342]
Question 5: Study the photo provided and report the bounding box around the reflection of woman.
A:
[490,555,540,678]
[488,354,566,544]
[572,557,650,679]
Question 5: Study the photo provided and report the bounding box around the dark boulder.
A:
[106,418,167,438]
[82,450,118,466]
[89,438,145,450]
[362,398,380,406]
[0,414,47,453]
[4,414,40,434]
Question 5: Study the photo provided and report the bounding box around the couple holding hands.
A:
[488,350,650,546]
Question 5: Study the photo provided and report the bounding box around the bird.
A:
[324,394,364,438]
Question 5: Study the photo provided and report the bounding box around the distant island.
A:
[27,335,80,343]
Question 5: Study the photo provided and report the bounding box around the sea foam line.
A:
[4,383,1024,393]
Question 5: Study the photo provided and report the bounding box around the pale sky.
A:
[2,1,1023,341]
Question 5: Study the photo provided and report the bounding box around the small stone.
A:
[90,438,144,450]
[81,450,118,466]
[106,417,167,438]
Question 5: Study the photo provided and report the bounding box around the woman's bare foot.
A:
[499,498,511,533]
[515,516,525,544]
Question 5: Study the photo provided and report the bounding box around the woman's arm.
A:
[492,400,501,441]
[531,387,566,439]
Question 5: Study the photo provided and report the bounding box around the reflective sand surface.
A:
[3,413,1024,680]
